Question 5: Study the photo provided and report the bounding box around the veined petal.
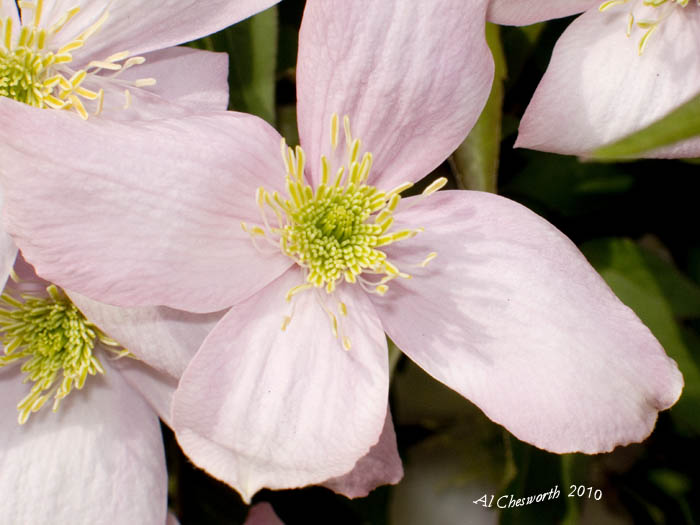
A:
[41,0,280,62]
[173,268,389,502]
[0,100,291,312]
[0,360,166,524]
[68,291,222,380]
[487,0,596,25]
[119,47,230,113]
[322,408,403,498]
[110,356,178,427]
[297,0,493,189]
[371,191,683,454]
[516,7,700,156]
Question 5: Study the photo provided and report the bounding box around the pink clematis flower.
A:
[488,0,700,156]
[0,0,683,503]
[0,0,279,119]
[0,0,281,285]
[0,253,214,524]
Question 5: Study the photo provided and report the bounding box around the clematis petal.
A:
[516,7,700,156]
[244,502,284,525]
[487,0,596,25]
[0,1,19,23]
[0,360,167,524]
[109,356,178,427]
[119,47,230,113]
[41,0,279,62]
[322,408,403,498]
[371,191,683,454]
[173,268,389,502]
[0,218,17,291]
[97,47,228,121]
[296,0,493,189]
[69,291,222,379]
[0,100,291,312]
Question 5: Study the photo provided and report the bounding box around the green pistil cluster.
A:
[284,179,391,290]
[0,45,50,106]
[250,133,419,296]
[0,285,108,424]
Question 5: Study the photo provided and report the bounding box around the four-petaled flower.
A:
[0,0,684,504]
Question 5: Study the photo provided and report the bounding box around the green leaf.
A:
[188,7,279,124]
[498,438,567,525]
[580,238,700,435]
[502,152,633,218]
[593,90,700,160]
[451,23,506,193]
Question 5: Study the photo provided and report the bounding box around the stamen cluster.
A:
[247,115,421,296]
[0,284,117,423]
[0,0,155,118]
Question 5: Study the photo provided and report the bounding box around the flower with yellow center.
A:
[0,0,682,506]
[244,114,442,348]
[0,254,202,523]
[0,280,123,423]
[0,0,280,118]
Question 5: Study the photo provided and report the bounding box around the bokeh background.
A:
[164,3,700,523]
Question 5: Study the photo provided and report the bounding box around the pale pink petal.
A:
[297,0,494,189]
[0,1,19,23]
[0,100,291,312]
[370,191,683,454]
[322,408,403,498]
[245,503,284,525]
[167,512,180,525]
[0,195,17,288]
[109,356,178,427]
[516,7,700,156]
[173,268,388,502]
[68,291,222,379]
[119,47,230,113]
[487,0,596,25]
[41,0,279,61]
[0,359,167,523]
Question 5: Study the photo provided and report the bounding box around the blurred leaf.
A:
[451,23,506,193]
[502,153,633,218]
[500,23,545,89]
[189,7,278,123]
[392,360,480,428]
[593,91,700,160]
[390,426,502,525]
[499,438,567,525]
[580,238,700,435]
[648,469,691,496]
[583,238,700,319]
[277,104,299,146]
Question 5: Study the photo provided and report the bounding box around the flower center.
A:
[599,0,695,55]
[0,283,120,423]
[0,0,155,119]
[244,114,442,349]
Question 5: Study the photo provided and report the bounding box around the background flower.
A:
[488,0,700,156]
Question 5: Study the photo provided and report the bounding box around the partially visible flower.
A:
[488,0,700,156]
[0,0,279,119]
[0,254,176,523]
[0,0,682,504]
